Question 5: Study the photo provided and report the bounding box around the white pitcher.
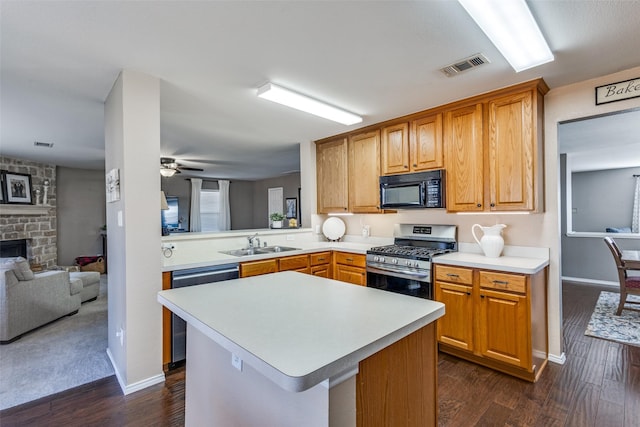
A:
[472,224,507,258]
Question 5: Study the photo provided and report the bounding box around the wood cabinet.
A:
[278,254,310,274]
[381,114,443,175]
[348,130,382,213]
[381,122,410,175]
[444,81,547,212]
[310,251,332,278]
[334,252,366,286]
[240,259,278,278]
[317,137,349,213]
[434,263,548,382]
[444,103,484,212]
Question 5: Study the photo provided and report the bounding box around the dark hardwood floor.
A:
[1,282,638,426]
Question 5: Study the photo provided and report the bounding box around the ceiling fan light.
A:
[160,168,177,177]
[257,82,362,126]
[458,0,554,72]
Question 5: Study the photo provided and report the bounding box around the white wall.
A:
[105,70,164,393]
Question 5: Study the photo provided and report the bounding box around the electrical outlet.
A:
[162,243,175,250]
[116,327,124,346]
[231,353,243,371]
[286,234,294,241]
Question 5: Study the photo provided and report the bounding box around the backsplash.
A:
[0,156,57,268]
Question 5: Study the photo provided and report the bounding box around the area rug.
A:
[585,291,640,347]
[0,276,114,410]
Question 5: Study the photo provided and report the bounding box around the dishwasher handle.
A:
[173,267,239,282]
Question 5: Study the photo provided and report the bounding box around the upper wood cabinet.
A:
[444,104,484,212]
[348,130,382,213]
[410,113,444,172]
[380,114,443,175]
[488,90,540,211]
[381,123,410,174]
[445,81,546,213]
[317,137,349,214]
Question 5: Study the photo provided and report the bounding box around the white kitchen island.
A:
[158,271,444,427]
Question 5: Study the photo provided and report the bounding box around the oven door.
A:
[366,265,432,299]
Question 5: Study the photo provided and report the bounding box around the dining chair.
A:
[604,237,640,315]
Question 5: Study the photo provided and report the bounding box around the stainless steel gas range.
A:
[366,224,457,299]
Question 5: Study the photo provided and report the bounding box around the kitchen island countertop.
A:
[158,271,444,392]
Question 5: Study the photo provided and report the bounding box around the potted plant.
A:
[270,212,285,228]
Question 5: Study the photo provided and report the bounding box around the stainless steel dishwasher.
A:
[170,263,239,367]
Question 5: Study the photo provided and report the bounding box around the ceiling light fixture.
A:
[160,168,177,178]
[257,82,362,126]
[457,0,554,72]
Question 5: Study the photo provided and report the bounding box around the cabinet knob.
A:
[490,203,495,207]
[477,204,482,208]
[404,165,408,169]
[413,164,417,167]
[466,292,471,296]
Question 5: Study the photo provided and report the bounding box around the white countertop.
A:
[157,271,444,392]
[432,252,549,274]
[163,241,378,272]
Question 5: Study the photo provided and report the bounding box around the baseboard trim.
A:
[562,276,618,289]
[548,352,566,365]
[106,348,165,395]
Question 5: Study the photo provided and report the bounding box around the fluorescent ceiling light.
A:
[257,82,362,126]
[458,0,553,72]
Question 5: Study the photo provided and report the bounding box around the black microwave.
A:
[379,170,445,209]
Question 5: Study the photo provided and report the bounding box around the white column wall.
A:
[104,70,164,392]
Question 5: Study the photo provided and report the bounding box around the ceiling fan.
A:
[160,157,204,177]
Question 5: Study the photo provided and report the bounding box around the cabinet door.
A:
[335,264,366,286]
[278,254,309,272]
[381,123,410,175]
[444,104,484,212]
[434,281,474,351]
[410,113,443,171]
[488,91,536,211]
[317,137,349,213]
[478,288,530,369]
[240,259,278,278]
[349,131,381,213]
[310,264,331,278]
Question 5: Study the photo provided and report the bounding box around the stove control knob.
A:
[373,256,379,262]
[405,260,412,267]
[391,258,398,264]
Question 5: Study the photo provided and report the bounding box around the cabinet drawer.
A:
[240,259,278,278]
[278,255,309,271]
[479,271,526,294]
[310,251,332,266]
[435,265,473,285]
[334,252,366,268]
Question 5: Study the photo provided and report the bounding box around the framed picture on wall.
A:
[285,197,297,219]
[0,170,5,204]
[3,172,33,204]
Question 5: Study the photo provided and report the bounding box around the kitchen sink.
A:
[220,246,300,257]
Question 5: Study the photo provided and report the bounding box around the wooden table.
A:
[622,250,640,269]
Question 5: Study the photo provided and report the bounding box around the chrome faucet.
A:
[247,233,259,248]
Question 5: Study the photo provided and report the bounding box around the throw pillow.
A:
[9,257,35,281]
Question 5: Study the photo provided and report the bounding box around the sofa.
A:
[0,258,100,343]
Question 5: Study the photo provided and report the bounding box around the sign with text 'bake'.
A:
[595,77,640,105]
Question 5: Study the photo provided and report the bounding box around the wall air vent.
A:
[34,141,54,148]
[440,54,490,77]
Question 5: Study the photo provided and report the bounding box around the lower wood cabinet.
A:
[310,251,332,278]
[240,259,278,277]
[334,252,366,286]
[278,254,310,274]
[434,263,547,382]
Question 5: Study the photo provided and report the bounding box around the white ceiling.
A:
[2,0,640,180]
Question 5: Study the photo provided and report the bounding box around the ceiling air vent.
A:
[440,54,490,77]
[34,141,54,148]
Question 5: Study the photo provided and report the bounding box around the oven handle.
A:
[366,265,430,282]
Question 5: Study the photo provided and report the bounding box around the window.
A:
[200,189,220,232]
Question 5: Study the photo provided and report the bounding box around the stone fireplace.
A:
[0,157,57,268]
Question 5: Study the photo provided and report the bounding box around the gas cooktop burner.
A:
[368,245,451,261]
